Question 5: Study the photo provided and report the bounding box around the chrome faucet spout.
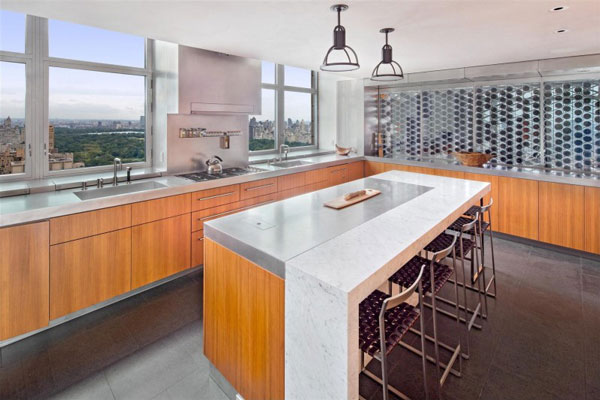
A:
[279,144,290,161]
[113,158,123,186]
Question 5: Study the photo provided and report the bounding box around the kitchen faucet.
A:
[279,144,290,161]
[113,158,122,186]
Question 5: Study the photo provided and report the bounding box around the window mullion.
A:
[276,64,285,149]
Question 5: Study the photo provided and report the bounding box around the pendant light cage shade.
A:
[320,4,360,72]
[371,28,404,81]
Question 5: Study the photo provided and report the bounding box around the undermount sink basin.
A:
[270,160,314,168]
[75,181,167,201]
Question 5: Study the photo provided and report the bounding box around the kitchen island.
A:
[203,170,490,400]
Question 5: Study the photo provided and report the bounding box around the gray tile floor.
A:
[0,236,599,400]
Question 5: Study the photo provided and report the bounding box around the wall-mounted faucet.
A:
[113,158,122,186]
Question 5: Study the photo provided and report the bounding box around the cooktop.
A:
[177,167,263,182]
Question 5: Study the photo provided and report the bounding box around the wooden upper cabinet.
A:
[347,161,365,182]
[585,187,600,254]
[50,205,131,245]
[132,214,191,289]
[131,193,191,225]
[327,165,348,186]
[497,177,539,240]
[364,161,385,176]
[277,173,306,192]
[240,178,278,200]
[463,172,499,224]
[0,221,49,340]
[538,182,585,250]
[192,184,240,211]
[50,228,131,319]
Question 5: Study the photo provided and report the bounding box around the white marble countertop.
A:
[0,154,362,228]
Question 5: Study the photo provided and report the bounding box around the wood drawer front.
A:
[50,205,131,245]
[193,193,278,231]
[277,173,306,191]
[365,161,385,176]
[192,184,240,211]
[347,161,365,181]
[433,169,465,179]
[497,177,539,240]
[132,214,191,289]
[132,193,191,225]
[305,168,329,185]
[0,222,49,340]
[50,229,131,319]
[278,185,308,201]
[585,187,600,254]
[327,165,348,186]
[240,177,278,200]
[191,230,205,267]
[539,182,585,250]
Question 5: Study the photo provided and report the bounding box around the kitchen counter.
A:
[0,154,362,228]
[368,156,600,188]
[203,170,490,399]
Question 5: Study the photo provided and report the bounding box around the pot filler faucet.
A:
[113,157,122,186]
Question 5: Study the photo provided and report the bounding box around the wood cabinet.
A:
[585,187,600,254]
[240,178,278,200]
[433,169,464,179]
[538,182,585,250]
[498,177,539,240]
[327,165,348,186]
[463,172,499,224]
[364,161,385,176]
[192,184,240,211]
[0,222,49,340]
[277,173,305,192]
[132,214,191,289]
[50,205,131,245]
[50,229,131,319]
[305,168,329,185]
[347,161,365,181]
[191,230,204,267]
[131,193,191,225]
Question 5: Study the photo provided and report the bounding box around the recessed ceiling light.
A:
[550,5,568,12]
[555,28,569,33]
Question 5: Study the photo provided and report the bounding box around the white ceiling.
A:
[3,0,600,78]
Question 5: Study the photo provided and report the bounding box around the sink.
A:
[270,160,314,168]
[75,181,167,200]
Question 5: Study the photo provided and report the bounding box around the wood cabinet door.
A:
[50,205,131,245]
[191,230,204,267]
[433,169,465,179]
[364,161,385,176]
[463,172,499,224]
[132,214,191,289]
[50,229,131,319]
[305,168,329,185]
[497,177,539,240]
[347,161,365,181]
[192,184,240,211]
[277,173,306,192]
[538,182,585,250]
[383,163,410,172]
[327,165,348,186]
[0,221,49,340]
[131,193,191,225]
[240,178,278,200]
[585,187,600,254]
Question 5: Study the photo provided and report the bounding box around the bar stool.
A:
[359,264,428,400]
[421,216,485,359]
[387,236,463,394]
[452,199,497,298]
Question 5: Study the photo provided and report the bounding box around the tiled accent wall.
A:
[375,79,600,173]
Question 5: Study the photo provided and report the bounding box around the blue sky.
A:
[0,9,312,121]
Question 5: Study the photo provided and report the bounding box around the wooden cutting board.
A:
[324,189,381,210]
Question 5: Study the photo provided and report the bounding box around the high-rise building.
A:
[48,125,55,151]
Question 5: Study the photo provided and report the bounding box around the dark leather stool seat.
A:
[425,233,475,256]
[389,256,452,295]
[359,290,420,357]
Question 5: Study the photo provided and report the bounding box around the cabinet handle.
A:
[197,237,204,241]
[197,191,234,201]
[245,182,274,191]
[330,169,345,174]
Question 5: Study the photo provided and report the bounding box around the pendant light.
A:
[371,28,404,81]
[320,4,360,72]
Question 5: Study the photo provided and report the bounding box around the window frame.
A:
[250,63,318,155]
[0,14,153,182]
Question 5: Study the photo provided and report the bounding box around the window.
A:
[49,19,145,67]
[49,68,146,170]
[250,63,317,152]
[0,62,26,175]
[0,10,26,53]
